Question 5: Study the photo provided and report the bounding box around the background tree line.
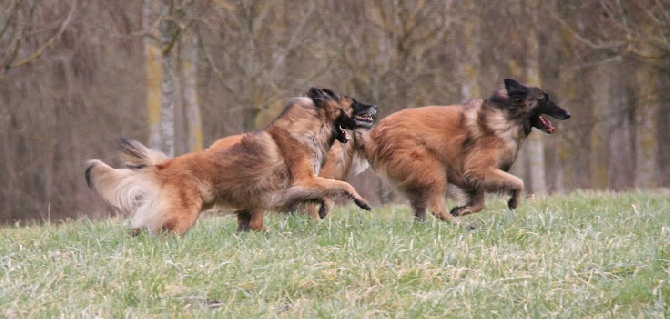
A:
[1,0,668,222]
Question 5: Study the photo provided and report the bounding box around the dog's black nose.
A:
[565,111,571,119]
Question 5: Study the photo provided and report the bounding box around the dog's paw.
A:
[127,228,144,237]
[507,197,519,209]
[354,198,372,211]
[318,204,329,219]
[450,206,466,216]
[464,222,477,230]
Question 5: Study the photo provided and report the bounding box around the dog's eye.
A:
[539,93,548,102]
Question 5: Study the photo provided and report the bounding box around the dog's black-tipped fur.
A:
[118,137,165,169]
[120,138,146,169]
[85,164,94,188]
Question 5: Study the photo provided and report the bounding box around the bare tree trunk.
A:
[608,67,634,190]
[460,0,480,101]
[241,0,258,131]
[181,28,203,152]
[609,117,634,190]
[173,48,185,155]
[589,64,612,189]
[143,0,162,150]
[634,63,659,188]
[524,0,546,195]
[160,0,177,157]
[658,75,670,187]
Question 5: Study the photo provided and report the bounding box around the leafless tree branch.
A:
[4,0,77,70]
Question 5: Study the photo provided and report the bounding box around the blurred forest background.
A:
[1,0,668,223]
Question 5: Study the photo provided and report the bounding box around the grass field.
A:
[1,191,669,318]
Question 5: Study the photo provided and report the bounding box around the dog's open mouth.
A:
[354,109,376,129]
[355,113,374,124]
[532,114,556,134]
[336,125,350,143]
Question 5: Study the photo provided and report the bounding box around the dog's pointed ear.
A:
[307,87,324,98]
[307,87,328,108]
[322,88,337,99]
[504,78,528,99]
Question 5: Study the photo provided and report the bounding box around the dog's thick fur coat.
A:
[86,89,372,235]
[361,79,571,225]
[205,92,377,227]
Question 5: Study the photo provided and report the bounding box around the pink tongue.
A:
[540,115,556,133]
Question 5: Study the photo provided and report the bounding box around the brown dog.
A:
[85,88,372,235]
[206,89,377,227]
[303,129,373,219]
[360,79,571,225]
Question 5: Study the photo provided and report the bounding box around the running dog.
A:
[360,79,571,225]
[205,89,377,227]
[85,88,373,235]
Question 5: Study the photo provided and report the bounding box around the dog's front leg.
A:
[507,189,521,209]
[450,189,486,216]
[286,177,372,211]
[465,168,524,210]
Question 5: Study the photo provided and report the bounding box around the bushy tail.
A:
[85,159,159,215]
[86,139,172,232]
[119,138,169,169]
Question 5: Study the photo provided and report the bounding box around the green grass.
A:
[1,191,669,318]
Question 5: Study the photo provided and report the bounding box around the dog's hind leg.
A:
[155,188,204,236]
[411,172,463,225]
[165,208,202,236]
[406,190,428,221]
[411,204,427,221]
[303,203,320,219]
[397,155,451,222]
[236,209,264,231]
